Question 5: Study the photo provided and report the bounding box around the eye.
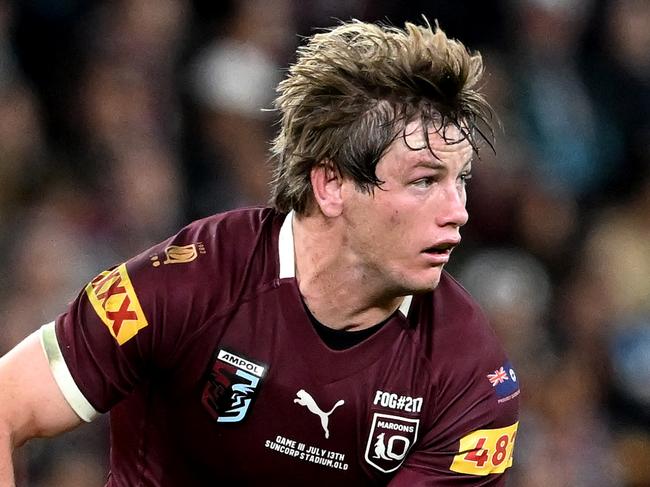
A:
[459,172,473,185]
[412,176,436,188]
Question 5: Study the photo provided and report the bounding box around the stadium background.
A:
[0,0,648,485]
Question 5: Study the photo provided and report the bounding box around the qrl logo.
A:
[202,349,266,423]
[364,413,419,473]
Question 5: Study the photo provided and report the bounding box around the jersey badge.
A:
[85,263,148,345]
[364,413,419,473]
[294,389,345,439]
[150,242,206,267]
[486,361,520,403]
[202,349,267,424]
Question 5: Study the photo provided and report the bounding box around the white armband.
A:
[39,322,100,422]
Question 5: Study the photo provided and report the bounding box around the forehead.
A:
[400,120,472,159]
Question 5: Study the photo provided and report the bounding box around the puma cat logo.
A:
[294,389,344,439]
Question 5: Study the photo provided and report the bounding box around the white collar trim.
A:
[398,295,413,317]
[278,211,295,279]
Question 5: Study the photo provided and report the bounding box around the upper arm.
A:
[0,329,82,447]
[390,330,520,485]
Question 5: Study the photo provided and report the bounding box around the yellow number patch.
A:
[85,263,149,345]
[450,422,518,476]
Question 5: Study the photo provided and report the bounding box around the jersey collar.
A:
[278,210,296,279]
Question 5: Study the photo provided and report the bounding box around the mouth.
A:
[423,240,459,255]
[422,240,459,263]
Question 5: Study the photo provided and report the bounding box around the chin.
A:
[389,264,444,295]
[402,273,442,295]
[420,269,444,291]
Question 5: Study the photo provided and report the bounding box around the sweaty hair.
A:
[270,19,493,214]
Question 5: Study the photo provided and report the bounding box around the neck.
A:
[292,212,404,331]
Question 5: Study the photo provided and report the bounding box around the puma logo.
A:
[294,389,344,439]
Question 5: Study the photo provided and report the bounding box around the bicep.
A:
[0,330,83,447]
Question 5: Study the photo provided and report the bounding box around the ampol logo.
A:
[202,349,266,424]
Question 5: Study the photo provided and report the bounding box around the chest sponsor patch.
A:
[202,349,267,424]
[364,413,419,473]
[450,422,518,475]
[487,361,520,403]
[85,263,148,345]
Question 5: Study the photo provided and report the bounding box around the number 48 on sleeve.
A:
[450,422,518,476]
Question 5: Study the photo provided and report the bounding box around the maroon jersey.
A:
[41,208,520,486]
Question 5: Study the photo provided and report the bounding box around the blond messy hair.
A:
[270,19,493,214]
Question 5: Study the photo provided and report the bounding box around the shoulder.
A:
[134,207,281,279]
[169,206,279,250]
[121,207,285,316]
[430,271,500,353]
[410,272,520,448]
[412,271,516,406]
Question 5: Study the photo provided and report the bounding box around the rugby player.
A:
[0,19,520,485]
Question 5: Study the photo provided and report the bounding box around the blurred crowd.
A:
[0,0,647,485]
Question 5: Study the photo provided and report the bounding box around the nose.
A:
[436,185,469,228]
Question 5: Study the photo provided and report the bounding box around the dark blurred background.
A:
[0,0,648,485]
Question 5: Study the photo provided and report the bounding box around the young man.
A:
[0,20,519,485]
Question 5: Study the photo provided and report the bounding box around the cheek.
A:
[389,209,401,225]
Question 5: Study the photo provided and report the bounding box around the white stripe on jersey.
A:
[39,322,100,422]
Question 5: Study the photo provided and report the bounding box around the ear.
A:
[310,161,343,217]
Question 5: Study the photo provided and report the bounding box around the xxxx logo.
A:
[85,263,148,345]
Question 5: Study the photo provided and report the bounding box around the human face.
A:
[340,120,473,294]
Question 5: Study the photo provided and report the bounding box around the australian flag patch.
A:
[486,361,520,404]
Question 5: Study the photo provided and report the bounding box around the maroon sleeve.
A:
[390,280,520,485]
[54,218,226,413]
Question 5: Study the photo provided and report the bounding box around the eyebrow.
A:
[413,158,473,170]
[413,159,445,170]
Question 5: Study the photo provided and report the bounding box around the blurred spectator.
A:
[456,247,554,374]
[509,0,623,203]
[99,141,186,256]
[581,173,650,427]
[512,356,623,487]
[84,0,190,71]
[0,180,113,485]
[0,182,115,353]
[0,81,48,237]
[594,0,650,197]
[514,180,580,276]
[584,174,650,319]
[615,431,650,487]
[0,0,17,86]
[462,49,532,247]
[186,0,294,215]
[75,59,163,151]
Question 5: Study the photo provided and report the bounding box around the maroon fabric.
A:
[55,207,519,486]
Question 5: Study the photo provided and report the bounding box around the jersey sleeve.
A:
[390,291,520,485]
[40,221,221,419]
